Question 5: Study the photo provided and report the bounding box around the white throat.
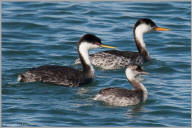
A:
[79,42,95,72]
[125,68,148,101]
[125,68,135,81]
[135,24,150,49]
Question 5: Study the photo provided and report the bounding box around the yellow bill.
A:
[141,71,149,75]
[100,44,116,49]
[154,27,170,31]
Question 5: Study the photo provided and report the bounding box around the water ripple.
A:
[2,1,190,127]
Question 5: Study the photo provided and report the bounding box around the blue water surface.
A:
[2,1,191,127]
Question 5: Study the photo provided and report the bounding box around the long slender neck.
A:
[128,79,147,92]
[134,26,150,61]
[78,42,94,78]
[126,71,148,101]
[129,79,148,102]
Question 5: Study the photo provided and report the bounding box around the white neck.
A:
[125,69,148,101]
[137,82,148,101]
[78,42,94,73]
[125,68,135,81]
[135,24,147,49]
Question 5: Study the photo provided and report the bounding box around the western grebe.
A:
[74,18,170,70]
[93,65,149,106]
[18,34,115,87]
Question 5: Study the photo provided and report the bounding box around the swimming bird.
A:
[93,64,149,106]
[17,34,116,87]
[74,18,170,70]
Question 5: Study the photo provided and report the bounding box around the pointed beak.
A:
[140,71,149,75]
[100,44,116,49]
[154,27,170,31]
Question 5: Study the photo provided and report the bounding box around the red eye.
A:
[136,66,143,72]
[96,42,101,45]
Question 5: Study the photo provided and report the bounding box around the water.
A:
[2,1,191,127]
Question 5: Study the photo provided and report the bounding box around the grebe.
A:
[93,65,149,106]
[17,34,116,87]
[74,18,170,70]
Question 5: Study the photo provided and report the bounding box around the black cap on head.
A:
[134,18,157,29]
[78,34,101,45]
[135,65,143,72]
